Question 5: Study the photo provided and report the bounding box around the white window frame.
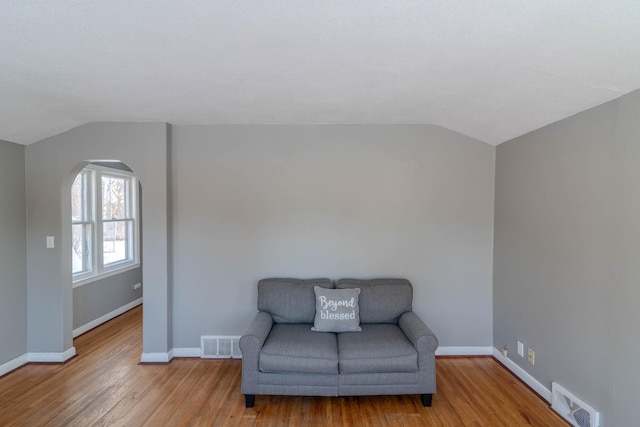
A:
[72,165,140,287]
[71,169,94,281]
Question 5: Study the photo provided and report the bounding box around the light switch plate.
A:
[46,236,55,248]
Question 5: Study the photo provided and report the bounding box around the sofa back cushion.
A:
[335,278,413,323]
[258,278,333,323]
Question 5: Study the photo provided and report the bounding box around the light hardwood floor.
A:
[0,306,568,426]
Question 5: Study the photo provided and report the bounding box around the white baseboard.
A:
[172,348,201,358]
[73,297,143,338]
[492,347,551,402]
[436,346,493,356]
[0,354,29,377]
[140,350,173,363]
[140,348,202,361]
[0,347,77,377]
[27,347,77,363]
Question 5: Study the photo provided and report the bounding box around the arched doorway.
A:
[66,160,143,345]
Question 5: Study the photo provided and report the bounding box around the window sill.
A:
[72,263,141,288]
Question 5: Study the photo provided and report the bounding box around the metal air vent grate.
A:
[200,336,242,359]
[551,382,599,427]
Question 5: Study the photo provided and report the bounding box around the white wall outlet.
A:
[527,348,535,365]
[500,345,508,357]
[46,236,55,248]
[133,283,142,290]
[517,341,524,357]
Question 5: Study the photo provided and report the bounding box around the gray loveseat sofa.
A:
[239,278,439,408]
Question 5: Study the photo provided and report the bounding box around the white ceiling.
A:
[1,1,640,146]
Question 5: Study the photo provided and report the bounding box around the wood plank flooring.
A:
[0,306,568,426]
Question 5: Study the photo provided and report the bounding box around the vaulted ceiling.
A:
[2,1,640,145]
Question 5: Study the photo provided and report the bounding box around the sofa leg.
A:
[245,394,255,408]
[421,394,433,407]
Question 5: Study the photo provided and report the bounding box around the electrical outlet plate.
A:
[517,341,524,357]
[527,348,535,365]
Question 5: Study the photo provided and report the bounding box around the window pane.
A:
[102,176,127,220]
[71,173,85,221]
[72,223,91,274]
[103,221,130,265]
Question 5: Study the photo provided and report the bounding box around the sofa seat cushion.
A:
[260,324,338,375]
[337,324,418,374]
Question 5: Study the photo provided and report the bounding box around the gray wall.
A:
[0,140,27,366]
[494,89,640,426]
[25,122,171,356]
[171,125,495,348]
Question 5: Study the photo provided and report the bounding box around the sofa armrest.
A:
[240,311,273,356]
[239,311,273,395]
[399,311,438,354]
